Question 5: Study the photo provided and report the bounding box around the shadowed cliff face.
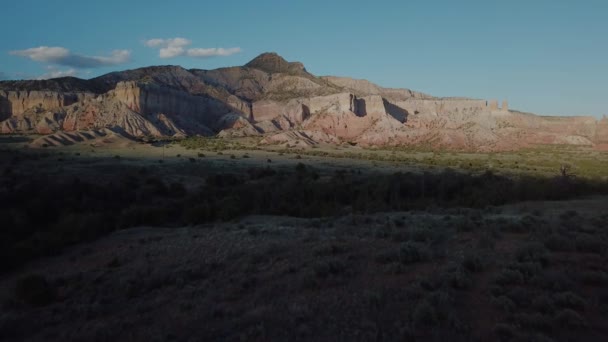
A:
[0,52,605,150]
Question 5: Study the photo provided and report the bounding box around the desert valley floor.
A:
[1,136,608,341]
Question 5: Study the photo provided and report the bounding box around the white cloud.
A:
[144,37,191,48]
[144,37,241,59]
[12,46,70,62]
[143,39,167,48]
[187,47,242,58]
[144,37,191,58]
[36,67,78,80]
[9,46,130,68]
[160,45,187,59]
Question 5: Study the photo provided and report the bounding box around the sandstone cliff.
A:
[0,90,95,118]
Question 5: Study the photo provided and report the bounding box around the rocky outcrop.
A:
[60,98,163,137]
[29,128,134,147]
[110,81,235,134]
[216,113,260,137]
[321,76,431,102]
[260,130,341,147]
[0,109,65,134]
[0,90,95,117]
[394,98,487,117]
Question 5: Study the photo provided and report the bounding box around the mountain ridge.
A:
[0,52,605,151]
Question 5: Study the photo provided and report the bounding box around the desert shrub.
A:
[107,257,121,268]
[509,261,543,280]
[391,228,411,242]
[399,242,432,264]
[575,234,605,254]
[455,217,477,232]
[14,274,56,307]
[375,249,399,264]
[491,295,517,313]
[52,212,114,244]
[408,225,451,245]
[247,167,277,180]
[427,289,454,309]
[412,300,439,328]
[462,252,484,273]
[579,270,608,286]
[494,269,524,286]
[493,323,518,341]
[516,243,549,267]
[553,292,586,310]
[532,271,576,292]
[554,309,587,328]
[477,232,497,249]
[520,214,542,230]
[141,177,169,196]
[514,312,552,331]
[446,268,473,290]
[393,217,405,227]
[119,205,173,228]
[500,221,528,233]
[215,196,246,221]
[532,294,556,315]
[560,210,579,220]
[205,173,242,187]
[182,202,214,224]
[168,182,187,197]
[543,234,575,252]
[314,243,348,257]
[505,287,536,308]
[313,259,348,278]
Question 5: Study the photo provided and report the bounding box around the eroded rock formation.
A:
[0,52,605,151]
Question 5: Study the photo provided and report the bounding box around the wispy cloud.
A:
[144,38,191,59]
[144,37,241,59]
[10,46,130,68]
[0,71,8,80]
[187,47,242,58]
[36,67,78,80]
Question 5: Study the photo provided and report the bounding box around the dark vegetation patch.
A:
[1,148,608,341]
[1,147,608,272]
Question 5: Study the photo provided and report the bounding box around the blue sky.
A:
[1,0,606,117]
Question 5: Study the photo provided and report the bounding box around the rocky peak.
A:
[245,52,307,75]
